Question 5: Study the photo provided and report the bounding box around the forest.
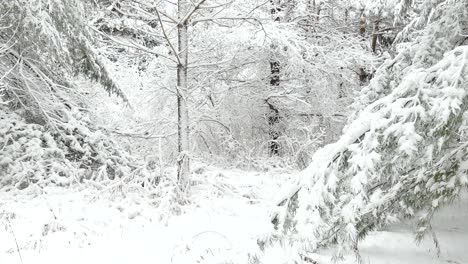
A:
[0,0,467,263]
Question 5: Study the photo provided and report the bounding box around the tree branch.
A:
[181,0,208,24]
[89,25,177,63]
[154,7,181,64]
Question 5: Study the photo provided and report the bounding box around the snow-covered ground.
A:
[1,166,467,264]
[312,193,468,264]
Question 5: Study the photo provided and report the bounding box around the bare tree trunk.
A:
[267,101,280,156]
[371,19,380,53]
[359,12,366,37]
[316,2,322,23]
[177,0,190,190]
[270,0,281,22]
[303,0,314,38]
[268,0,282,156]
[358,12,368,85]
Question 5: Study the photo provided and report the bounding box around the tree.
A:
[89,0,376,174]
[0,0,155,190]
[0,0,127,128]
[267,0,285,156]
[90,0,216,190]
[189,0,377,167]
[264,0,468,260]
[90,0,280,189]
[175,0,193,191]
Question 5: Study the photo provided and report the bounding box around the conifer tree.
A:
[266,0,468,259]
[0,0,127,126]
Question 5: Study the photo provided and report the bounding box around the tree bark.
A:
[268,0,282,156]
[316,1,322,23]
[267,100,280,156]
[358,12,368,85]
[177,0,190,189]
[359,13,366,37]
[270,0,282,22]
[371,19,380,53]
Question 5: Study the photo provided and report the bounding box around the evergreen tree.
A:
[0,0,127,127]
[266,0,468,259]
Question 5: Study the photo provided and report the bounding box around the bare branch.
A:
[154,7,182,64]
[181,0,208,24]
[89,25,177,63]
[110,130,177,139]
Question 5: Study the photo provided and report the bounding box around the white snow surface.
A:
[1,166,467,264]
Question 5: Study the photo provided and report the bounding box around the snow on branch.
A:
[264,0,468,257]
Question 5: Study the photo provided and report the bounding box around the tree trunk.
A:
[358,12,368,85]
[344,8,349,23]
[268,54,280,155]
[359,13,366,37]
[270,0,281,22]
[268,0,282,156]
[371,19,380,53]
[316,2,322,23]
[177,0,190,190]
[267,100,280,156]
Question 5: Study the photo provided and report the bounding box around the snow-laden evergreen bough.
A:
[0,0,127,127]
[263,0,468,260]
[0,106,151,190]
[0,1,165,190]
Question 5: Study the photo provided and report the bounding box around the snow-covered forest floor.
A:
[1,165,467,264]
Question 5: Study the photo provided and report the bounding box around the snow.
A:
[1,167,467,264]
[0,166,287,264]
[310,193,468,264]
